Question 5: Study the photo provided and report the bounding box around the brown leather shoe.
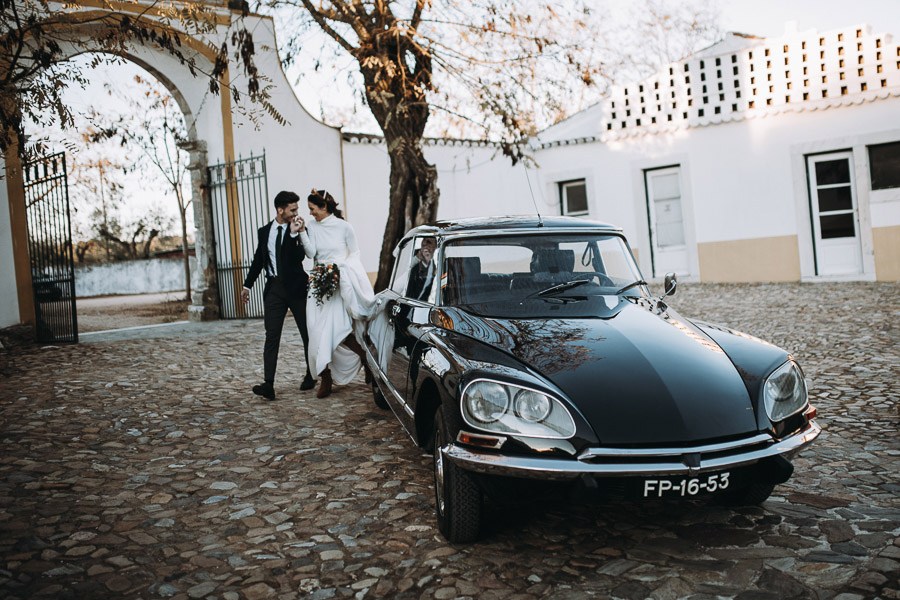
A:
[363,362,373,385]
[317,369,333,399]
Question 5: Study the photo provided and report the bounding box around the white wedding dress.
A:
[300,215,375,385]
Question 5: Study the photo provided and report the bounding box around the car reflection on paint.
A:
[363,216,820,543]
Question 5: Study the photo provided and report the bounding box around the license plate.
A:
[642,472,731,497]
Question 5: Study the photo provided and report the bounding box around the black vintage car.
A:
[363,216,820,543]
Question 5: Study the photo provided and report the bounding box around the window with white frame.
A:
[559,180,588,216]
[868,141,900,190]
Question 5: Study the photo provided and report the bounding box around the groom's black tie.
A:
[275,224,284,277]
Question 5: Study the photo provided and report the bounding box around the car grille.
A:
[577,432,775,468]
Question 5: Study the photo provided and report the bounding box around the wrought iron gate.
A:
[23,152,78,342]
[208,153,269,318]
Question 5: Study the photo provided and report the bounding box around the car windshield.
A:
[440,233,646,318]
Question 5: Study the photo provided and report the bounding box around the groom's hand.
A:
[291,216,304,234]
[240,287,250,303]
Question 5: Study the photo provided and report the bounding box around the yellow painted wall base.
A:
[4,145,33,324]
[873,226,900,281]
[698,236,801,282]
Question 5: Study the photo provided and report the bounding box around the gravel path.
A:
[76,292,190,333]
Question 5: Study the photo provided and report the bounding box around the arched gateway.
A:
[1,0,346,335]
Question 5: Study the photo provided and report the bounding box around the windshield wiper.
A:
[526,279,592,299]
[614,279,648,295]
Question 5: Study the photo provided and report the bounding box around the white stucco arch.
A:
[1,2,345,327]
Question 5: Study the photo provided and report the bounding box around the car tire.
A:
[715,482,776,506]
[372,381,389,410]
[433,409,482,543]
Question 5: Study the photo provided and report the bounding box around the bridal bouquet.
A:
[310,263,340,306]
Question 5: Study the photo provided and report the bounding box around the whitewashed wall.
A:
[228,18,344,207]
[534,95,900,280]
[74,257,197,297]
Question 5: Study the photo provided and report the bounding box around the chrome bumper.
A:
[443,421,822,481]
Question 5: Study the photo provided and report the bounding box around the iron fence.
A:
[208,153,269,318]
[23,152,77,342]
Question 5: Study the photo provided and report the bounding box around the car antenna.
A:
[522,160,544,227]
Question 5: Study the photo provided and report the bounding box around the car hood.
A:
[453,298,760,445]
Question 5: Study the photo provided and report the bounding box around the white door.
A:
[807,152,862,276]
[645,166,689,277]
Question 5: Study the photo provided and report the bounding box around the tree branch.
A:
[297,0,357,53]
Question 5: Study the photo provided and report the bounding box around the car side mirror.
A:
[663,272,677,297]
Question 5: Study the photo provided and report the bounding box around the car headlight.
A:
[763,360,808,422]
[465,381,509,423]
[462,379,576,438]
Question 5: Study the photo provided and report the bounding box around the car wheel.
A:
[433,409,482,543]
[372,381,389,410]
[715,482,776,506]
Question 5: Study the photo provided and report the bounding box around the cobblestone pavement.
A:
[0,283,897,600]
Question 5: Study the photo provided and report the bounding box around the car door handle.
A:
[387,302,401,325]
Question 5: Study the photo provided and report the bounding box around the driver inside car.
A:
[406,236,437,301]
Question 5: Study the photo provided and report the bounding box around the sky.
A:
[717,0,900,38]
[38,0,900,241]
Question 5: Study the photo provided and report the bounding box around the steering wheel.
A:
[578,272,614,287]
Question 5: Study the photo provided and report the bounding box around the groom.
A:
[241,190,315,400]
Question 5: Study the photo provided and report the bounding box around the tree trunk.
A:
[130,224,144,259]
[99,226,132,259]
[374,134,440,292]
[140,229,159,258]
[358,37,438,291]
[177,191,192,302]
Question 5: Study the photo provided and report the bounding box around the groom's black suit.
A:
[244,221,312,386]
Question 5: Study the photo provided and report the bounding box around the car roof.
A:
[403,215,622,240]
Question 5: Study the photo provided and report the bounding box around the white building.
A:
[2,11,898,334]
[347,24,900,285]
[531,25,900,283]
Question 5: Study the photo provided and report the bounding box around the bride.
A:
[298,189,375,398]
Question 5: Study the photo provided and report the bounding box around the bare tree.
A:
[263,0,719,290]
[0,0,266,161]
[65,149,128,260]
[66,149,170,262]
[78,156,124,262]
[619,0,722,81]
[87,74,194,299]
[98,219,162,260]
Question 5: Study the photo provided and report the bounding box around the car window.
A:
[560,242,598,273]
[390,240,414,295]
[442,233,644,317]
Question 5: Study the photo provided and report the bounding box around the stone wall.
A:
[75,257,196,297]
